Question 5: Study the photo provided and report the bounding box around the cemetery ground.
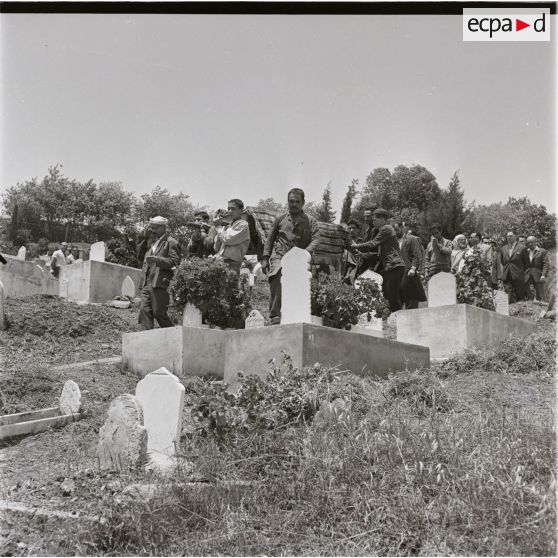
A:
[0,288,555,556]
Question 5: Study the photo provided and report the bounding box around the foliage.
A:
[455,249,495,310]
[339,178,358,224]
[188,354,365,437]
[105,233,140,268]
[464,197,556,249]
[315,182,336,223]
[169,258,251,329]
[311,273,389,329]
[255,197,286,213]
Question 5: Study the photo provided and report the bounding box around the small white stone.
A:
[90,241,106,262]
[17,246,26,261]
[281,247,312,324]
[245,309,265,329]
[121,276,136,298]
[494,290,509,316]
[59,380,81,415]
[183,303,202,327]
[427,272,457,307]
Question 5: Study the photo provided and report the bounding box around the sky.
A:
[1,12,556,214]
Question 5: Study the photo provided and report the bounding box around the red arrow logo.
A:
[516,18,530,31]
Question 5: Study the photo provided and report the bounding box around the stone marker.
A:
[0,280,5,331]
[494,290,509,316]
[427,272,456,307]
[351,313,384,337]
[59,276,69,299]
[90,241,105,262]
[356,269,383,288]
[183,303,202,327]
[135,367,185,470]
[121,276,136,299]
[245,309,265,329]
[386,311,399,328]
[59,380,81,415]
[97,395,147,472]
[17,246,26,261]
[281,247,312,324]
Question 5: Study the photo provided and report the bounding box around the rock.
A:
[97,394,148,472]
[60,478,75,496]
[59,380,81,415]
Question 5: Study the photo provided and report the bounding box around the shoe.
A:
[269,317,281,326]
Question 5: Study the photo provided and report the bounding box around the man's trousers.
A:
[138,286,173,330]
[382,267,405,312]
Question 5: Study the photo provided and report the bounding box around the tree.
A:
[340,179,358,224]
[302,201,321,220]
[255,197,286,214]
[440,170,466,240]
[316,183,336,223]
[358,168,393,213]
[393,165,441,213]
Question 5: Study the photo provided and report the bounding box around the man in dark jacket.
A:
[525,235,549,301]
[499,230,530,302]
[394,222,426,309]
[356,206,379,275]
[137,216,182,330]
[351,208,405,312]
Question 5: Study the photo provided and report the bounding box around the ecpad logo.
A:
[463,10,550,41]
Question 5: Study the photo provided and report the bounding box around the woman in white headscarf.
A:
[451,234,468,274]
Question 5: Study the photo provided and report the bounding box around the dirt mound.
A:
[4,295,136,340]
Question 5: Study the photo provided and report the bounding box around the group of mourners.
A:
[47,186,544,331]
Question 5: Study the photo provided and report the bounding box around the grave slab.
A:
[0,255,59,298]
[60,260,141,303]
[396,303,537,360]
[223,323,430,388]
[122,326,183,376]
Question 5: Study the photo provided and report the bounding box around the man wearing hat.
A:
[351,208,405,312]
[137,216,181,330]
[50,242,68,278]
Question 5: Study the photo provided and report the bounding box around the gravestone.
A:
[245,309,264,329]
[135,367,185,469]
[356,269,383,288]
[281,247,312,324]
[428,272,456,307]
[90,241,106,262]
[59,380,81,415]
[17,246,26,261]
[0,280,5,331]
[183,303,202,327]
[494,290,509,316]
[121,276,136,299]
[59,276,69,299]
[97,395,147,472]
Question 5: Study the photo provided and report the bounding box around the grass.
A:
[0,295,555,556]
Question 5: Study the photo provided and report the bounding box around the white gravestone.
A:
[245,309,265,329]
[121,275,136,299]
[97,394,147,472]
[183,303,202,327]
[59,380,81,415]
[135,367,185,470]
[356,269,383,288]
[0,280,5,331]
[281,247,312,325]
[90,241,106,262]
[427,272,457,307]
[59,276,69,299]
[494,290,509,316]
[17,246,26,261]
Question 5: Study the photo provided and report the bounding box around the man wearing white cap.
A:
[137,216,181,330]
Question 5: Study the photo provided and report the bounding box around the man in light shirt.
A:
[214,199,250,276]
[50,242,68,278]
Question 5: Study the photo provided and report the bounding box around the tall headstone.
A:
[97,395,147,472]
[135,367,185,469]
[245,309,265,329]
[182,303,202,327]
[427,272,457,307]
[59,380,81,415]
[494,290,509,316]
[90,241,106,262]
[59,276,69,299]
[281,247,312,324]
[121,275,136,299]
[0,280,5,331]
[17,246,26,261]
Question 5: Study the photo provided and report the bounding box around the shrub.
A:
[311,273,389,329]
[170,257,250,329]
[456,248,495,310]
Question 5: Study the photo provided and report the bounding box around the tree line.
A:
[2,163,555,265]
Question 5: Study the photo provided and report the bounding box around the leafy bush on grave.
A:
[311,273,389,330]
[187,354,368,438]
[456,248,495,311]
[169,257,251,329]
